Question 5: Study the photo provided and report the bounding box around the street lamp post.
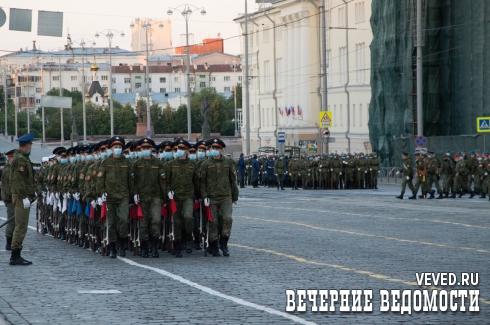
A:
[68,38,96,143]
[229,59,240,136]
[130,19,164,138]
[95,29,125,137]
[168,5,206,141]
[50,49,64,145]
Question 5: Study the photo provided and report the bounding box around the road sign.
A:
[277,131,286,143]
[477,117,490,133]
[146,130,152,137]
[322,129,330,139]
[319,111,332,128]
[415,135,427,148]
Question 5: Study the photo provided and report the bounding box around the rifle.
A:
[168,215,174,253]
[204,219,209,257]
[36,201,40,233]
[0,198,37,230]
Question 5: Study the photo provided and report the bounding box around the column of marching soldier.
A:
[3,134,239,265]
[396,149,490,200]
[235,152,381,190]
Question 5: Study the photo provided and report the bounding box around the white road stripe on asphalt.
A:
[119,257,318,325]
[0,217,36,231]
[77,290,121,294]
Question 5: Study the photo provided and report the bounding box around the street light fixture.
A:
[94,29,125,137]
[168,4,206,140]
[129,18,164,138]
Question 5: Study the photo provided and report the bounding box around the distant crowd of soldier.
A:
[396,149,490,200]
[2,135,239,265]
[235,152,381,190]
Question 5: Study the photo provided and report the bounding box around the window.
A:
[174,87,181,92]
[338,6,345,28]
[200,82,206,87]
[199,75,206,79]
[36,88,42,93]
[276,58,282,91]
[210,76,216,82]
[356,43,366,84]
[71,76,78,81]
[112,78,116,84]
[263,26,270,44]
[125,88,131,93]
[238,76,242,82]
[160,88,167,93]
[190,76,195,82]
[71,87,78,92]
[224,76,231,81]
[327,50,332,87]
[53,76,60,81]
[339,47,347,85]
[35,98,41,104]
[135,83,142,89]
[264,60,270,92]
[135,76,142,79]
[160,77,167,83]
[145,77,152,83]
[224,87,231,92]
[174,77,180,82]
[355,2,365,24]
[101,75,108,81]
[124,78,131,83]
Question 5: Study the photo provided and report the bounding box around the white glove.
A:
[319,165,322,168]
[97,197,103,206]
[91,200,97,209]
[289,173,292,176]
[275,174,278,176]
[406,176,410,180]
[299,173,301,176]
[23,198,30,209]
[42,191,46,197]
[308,169,311,172]
[204,198,210,206]
[472,175,475,179]
[284,172,287,175]
[485,172,488,176]
[74,193,80,200]
[358,168,361,171]
[168,191,174,200]
[66,193,71,199]
[134,194,140,205]
[365,171,367,174]
[330,169,333,172]
[308,173,310,176]
[343,161,348,165]
[370,168,372,171]
[102,193,107,201]
[55,192,60,200]
[339,172,342,175]
[396,171,400,175]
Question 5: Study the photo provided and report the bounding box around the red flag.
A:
[137,204,143,221]
[161,204,168,218]
[100,202,107,221]
[169,199,177,215]
[204,205,213,222]
[130,205,138,220]
[193,201,200,210]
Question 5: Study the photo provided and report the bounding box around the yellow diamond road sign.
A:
[319,111,332,128]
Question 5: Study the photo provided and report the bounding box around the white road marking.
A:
[0,202,5,206]
[118,257,318,325]
[0,217,37,231]
[77,290,121,294]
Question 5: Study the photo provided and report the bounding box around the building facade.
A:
[235,0,372,154]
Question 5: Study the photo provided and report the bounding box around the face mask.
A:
[94,154,100,161]
[113,148,123,156]
[69,157,77,164]
[142,150,151,157]
[206,151,212,157]
[134,152,141,159]
[173,152,178,159]
[100,152,107,159]
[189,154,197,160]
[60,158,68,164]
[309,158,313,161]
[76,154,80,160]
[81,156,85,162]
[57,157,61,162]
[129,152,135,159]
[86,155,93,162]
[152,153,157,157]
[177,149,186,158]
[164,152,173,159]
[106,149,113,155]
[158,153,164,159]
[198,152,205,159]
[211,150,220,157]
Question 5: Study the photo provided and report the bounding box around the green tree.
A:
[114,103,137,134]
[162,104,175,134]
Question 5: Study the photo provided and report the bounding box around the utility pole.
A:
[321,0,328,154]
[416,0,423,136]
[244,0,250,154]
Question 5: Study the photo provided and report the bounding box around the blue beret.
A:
[458,152,461,155]
[16,133,35,145]
[428,150,434,154]
[470,150,475,154]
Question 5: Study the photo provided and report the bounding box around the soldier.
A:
[467,150,477,190]
[356,152,368,189]
[426,151,443,199]
[238,153,246,188]
[396,151,416,200]
[274,155,287,190]
[368,153,381,189]
[413,152,433,199]
[9,133,35,266]
[252,154,260,188]
[2,149,16,251]
[300,156,309,189]
[451,153,475,198]
[97,136,134,258]
[474,153,485,197]
[318,154,329,190]
[440,151,455,198]
[482,152,490,200]
[331,154,342,189]
[132,138,167,258]
[166,139,200,257]
[288,155,301,190]
[309,155,319,189]
[200,138,239,256]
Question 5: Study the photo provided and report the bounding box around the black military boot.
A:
[458,191,464,198]
[408,193,417,200]
[141,241,149,258]
[436,192,444,199]
[220,236,230,257]
[109,242,117,258]
[152,239,159,258]
[117,239,126,257]
[450,192,456,199]
[294,181,298,190]
[174,241,183,258]
[5,237,12,251]
[396,193,404,200]
[186,238,193,254]
[444,192,449,198]
[479,192,486,199]
[469,191,475,199]
[194,231,202,250]
[79,235,85,247]
[9,249,32,266]
[428,191,435,199]
[209,240,220,257]
[60,231,66,241]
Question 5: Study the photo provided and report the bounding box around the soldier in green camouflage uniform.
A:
[440,151,455,198]
[318,154,329,190]
[299,156,309,189]
[200,138,238,257]
[308,156,319,189]
[132,138,167,258]
[331,154,342,189]
[451,153,475,198]
[2,150,16,251]
[426,151,443,199]
[368,152,381,189]
[396,151,416,199]
[97,137,134,258]
[274,156,287,190]
[288,155,301,190]
[413,153,433,198]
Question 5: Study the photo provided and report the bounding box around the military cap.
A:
[138,138,155,147]
[428,150,434,154]
[453,154,460,159]
[461,149,466,152]
[125,141,133,150]
[89,144,98,153]
[48,154,56,161]
[457,151,461,155]
[130,141,140,151]
[470,150,475,154]
[208,138,226,148]
[53,146,66,155]
[476,149,481,152]
[189,144,197,153]
[96,140,108,151]
[413,151,420,155]
[80,145,90,154]
[66,147,75,156]
[240,153,244,157]
[160,141,173,151]
[484,150,489,155]
[42,157,49,163]
[402,151,409,156]
[109,136,125,147]
[16,132,35,145]
[174,139,191,149]
[5,149,16,157]
[196,140,207,150]
[227,153,232,157]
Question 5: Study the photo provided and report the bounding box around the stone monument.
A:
[201,96,210,140]
[135,99,154,137]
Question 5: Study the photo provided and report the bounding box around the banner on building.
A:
[9,8,32,32]
[38,11,63,37]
